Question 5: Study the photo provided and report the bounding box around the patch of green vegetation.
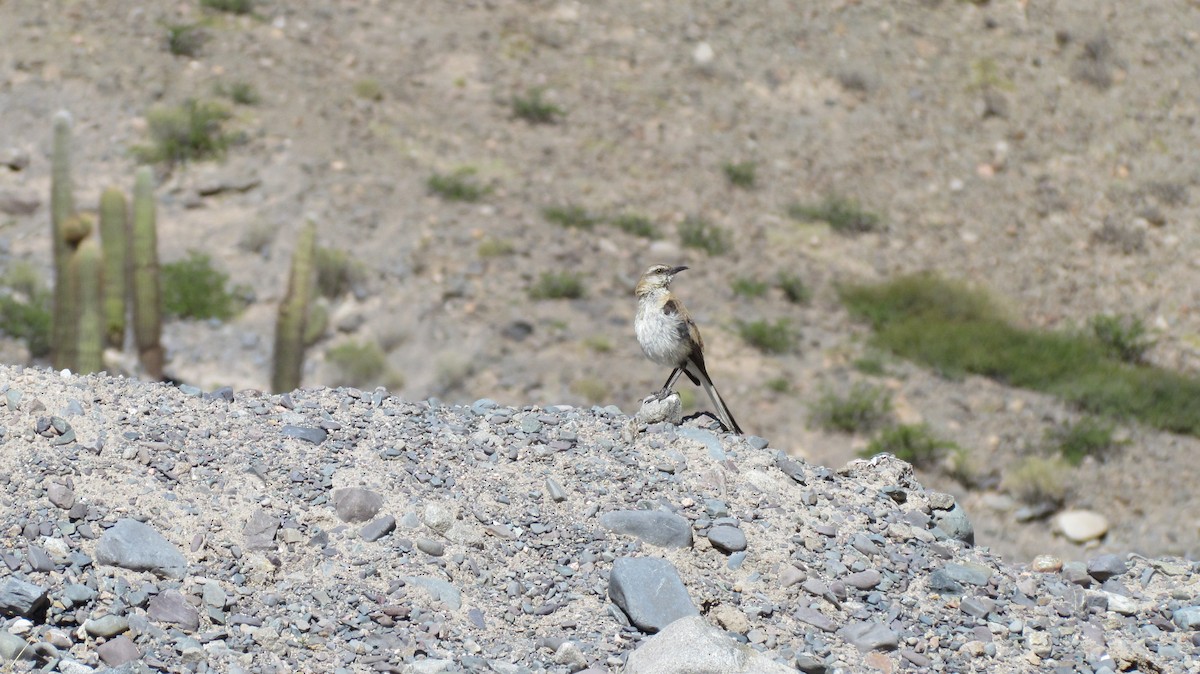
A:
[238,221,278,255]
[723,161,757,189]
[810,382,892,433]
[777,273,812,305]
[571,377,609,404]
[315,247,367,299]
[427,168,490,203]
[165,23,206,57]
[861,423,959,470]
[543,204,600,230]
[1090,314,1153,364]
[840,273,1200,437]
[201,0,254,14]
[511,88,564,124]
[215,80,261,105]
[737,318,793,354]
[679,216,730,256]
[1003,455,1070,507]
[477,237,515,258]
[1050,417,1124,466]
[584,336,613,353]
[766,377,791,393]
[162,251,244,320]
[853,353,887,376]
[609,213,659,239]
[0,261,51,358]
[968,57,1014,92]
[730,277,769,299]
[788,196,880,234]
[354,78,383,101]
[132,99,233,166]
[327,340,395,388]
[529,271,585,300]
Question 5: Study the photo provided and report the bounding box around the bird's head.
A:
[635,264,688,297]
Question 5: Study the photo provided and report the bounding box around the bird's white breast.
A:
[636,299,690,367]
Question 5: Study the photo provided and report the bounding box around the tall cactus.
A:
[272,222,317,393]
[72,237,104,374]
[54,213,93,371]
[50,111,75,370]
[99,186,129,349]
[131,167,164,380]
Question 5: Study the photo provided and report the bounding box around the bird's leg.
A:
[657,368,684,399]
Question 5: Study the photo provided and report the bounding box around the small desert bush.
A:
[165,23,206,57]
[1003,455,1071,507]
[315,247,367,299]
[777,273,812,305]
[0,262,51,357]
[427,168,490,202]
[861,423,959,470]
[730,277,769,299]
[201,0,254,14]
[162,251,243,320]
[216,80,261,105]
[737,319,793,354]
[571,378,609,404]
[477,238,515,258]
[543,204,600,230]
[512,88,564,124]
[810,382,892,433]
[1050,417,1124,466]
[327,340,393,388]
[723,161,757,189]
[788,196,879,234]
[133,99,232,166]
[529,272,585,300]
[679,216,730,256]
[609,213,658,239]
[1089,314,1152,364]
[354,78,383,101]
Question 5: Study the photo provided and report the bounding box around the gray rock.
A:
[95,519,187,579]
[63,583,96,605]
[931,503,974,546]
[675,427,725,460]
[360,515,397,542]
[96,634,140,666]
[84,615,130,637]
[1087,554,1129,582]
[0,629,36,661]
[422,502,455,534]
[1063,561,1093,586]
[960,596,995,619]
[624,615,795,674]
[243,509,279,550]
[333,487,384,522]
[0,577,49,619]
[545,478,568,502]
[844,569,882,590]
[839,621,899,652]
[404,576,462,610]
[1173,606,1200,630]
[416,538,445,556]
[608,557,698,633]
[793,607,837,632]
[939,562,993,587]
[281,425,326,444]
[147,590,199,631]
[795,653,826,673]
[636,393,683,426]
[707,525,747,553]
[47,483,75,509]
[600,510,693,549]
[926,570,964,595]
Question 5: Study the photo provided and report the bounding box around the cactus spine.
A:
[272,222,317,393]
[72,237,104,374]
[50,111,75,370]
[131,167,164,380]
[99,186,129,349]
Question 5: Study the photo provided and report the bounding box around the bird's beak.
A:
[668,265,689,275]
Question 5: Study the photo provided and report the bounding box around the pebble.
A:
[147,589,200,631]
[360,515,397,542]
[839,621,899,652]
[281,425,327,444]
[624,615,794,673]
[706,525,747,553]
[332,487,384,522]
[404,576,462,610]
[97,634,140,666]
[1055,509,1109,543]
[1173,605,1200,630]
[243,509,280,550]
[1087,553,1129,581]
[95,518,187,579]
[1031,555,1063,573]
[84,615,130,637]
[0,577,49,619]
[608,557,698,633]
[599,510,693,548]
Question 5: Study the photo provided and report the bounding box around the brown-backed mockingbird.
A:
[634,264,743,434]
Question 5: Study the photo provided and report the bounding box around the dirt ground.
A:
[1,0,1199,565]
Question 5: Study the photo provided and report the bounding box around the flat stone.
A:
[608,557,698,633]
[47,483,75,509]
[932,503,974,546]
[84,615,130,637]
[243,509,279,550]
[600,510,693,549]
[281,425,326,444]
[360,515,397,542]
[97,634,140,666]
[840,620,899,652]
[1031,555,1062,573]
[1087,554,1128,582]
[1055,510,1108,543]
[147,590,200,631]
[844,569,882,590]
[793,606,837,632]
[0,630,37,661]
[95,519,187,579]
[706,525,747,553]
[624,615,795,674]
[960,596,995,619]
[404,576,462,610]
[333,487,384,522]
[0,577,49,619]
[1173,606,1200,630]
[940,562,993,587]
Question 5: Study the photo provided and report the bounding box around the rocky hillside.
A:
[0,366,1198,672]
[1,1,1199,564]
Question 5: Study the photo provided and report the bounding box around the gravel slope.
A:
[0,366,1198,672]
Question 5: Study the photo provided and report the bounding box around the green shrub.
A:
[201,0,254,14]
[133,99,232,166]
[861,423,958,469]
[165,23,206,57]
[1003,455,1070,507]
[162,251,243,320]
[354,78,383,101]
[477,238,515,258]
[427,168,490,202]
[512,88,564,124]
[737,318,793,354]
[853,353,887,376]
[840,273,1200,437]
[679,216,730,256]
[315,247,367,299]
[216,80,261,105]
[731,277,769,298]
[777,273,811,305]
[1051,417,1123,466]
[1090,314,1152,364]
[327,340,391,388]
[0,262,51,358]
[529,272,585,300]
[571,378,609,404]
[810,382,892,433]
[788,196,879,234]
[723,161,757,189]
[543,204,599,230]
[766,377,791,393]
[609,213,658,239]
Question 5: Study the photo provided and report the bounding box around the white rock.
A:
[624,615,794,674]
[692,42,715,67]
[1054,510,1109,543]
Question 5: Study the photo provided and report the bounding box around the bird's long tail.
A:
[697,370,743,435]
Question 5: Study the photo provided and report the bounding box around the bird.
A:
[634,264,743,434]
